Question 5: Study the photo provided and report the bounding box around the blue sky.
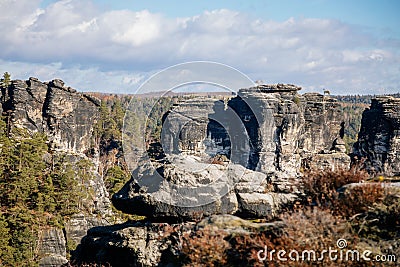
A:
[40,0,400,35]
[1,0,399,94]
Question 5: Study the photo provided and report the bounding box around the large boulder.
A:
[73,220,195,267]
[112,155,296,221]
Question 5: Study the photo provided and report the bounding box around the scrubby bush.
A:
[180,228,230,267]
[301,168,368,207]
[228,208,356,267]
[300,168,388,218]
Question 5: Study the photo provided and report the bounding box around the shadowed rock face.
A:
[2,77,100,154]
[353,96,400,176]
[161,86,348,177]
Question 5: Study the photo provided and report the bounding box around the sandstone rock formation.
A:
[3,77,100,153]
[113,155,296,220]
[353,96,400,176]
[73,220,194,266]
[160,85,350,176]
[1,78,110,212]
[115,84,349,221]
[38,228,68,267]
[1,78,112,266]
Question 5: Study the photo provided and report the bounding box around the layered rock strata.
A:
[73,214,282,267]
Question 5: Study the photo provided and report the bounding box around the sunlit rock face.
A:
[353,96,400,176]
[2,77,100,154]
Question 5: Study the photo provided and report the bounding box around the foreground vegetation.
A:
[0,121,95,266]
[66,168,399,267]
[175,169,399,266]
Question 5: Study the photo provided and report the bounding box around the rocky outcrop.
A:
[163,84,349,177]
[114,84,348,221]
[2,77,99,154]
[73,220,194,267]
[73,214,282,267]
[64,213,111,248]
[161,85,349,176]
[301,93,344,153]
[353,96,400,176]
[1,78,112,266]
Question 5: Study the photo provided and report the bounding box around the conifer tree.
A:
[0,72,11,89]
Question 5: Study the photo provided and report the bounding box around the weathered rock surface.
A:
[305,152,351,172]
[160,85,349,178]
[73,220,194,267]
[2,77,99,154]
[38,228,68,267]
[353,96,400,176]
[113,154,297,221]
[65,213,111,247]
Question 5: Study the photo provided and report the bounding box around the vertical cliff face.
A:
[2,77,111,214]
[165,84,349,179]
[301,93,344,153]
[161,98,220,156]
[353,96,400,176]
[228,86,349,188]
[3,77,100,154]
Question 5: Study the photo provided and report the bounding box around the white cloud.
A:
[0,0,399,94]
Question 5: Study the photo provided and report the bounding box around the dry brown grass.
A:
[177,169,397,267]
[181,229,230,267]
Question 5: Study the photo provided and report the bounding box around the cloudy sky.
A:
[0,0,399,94]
